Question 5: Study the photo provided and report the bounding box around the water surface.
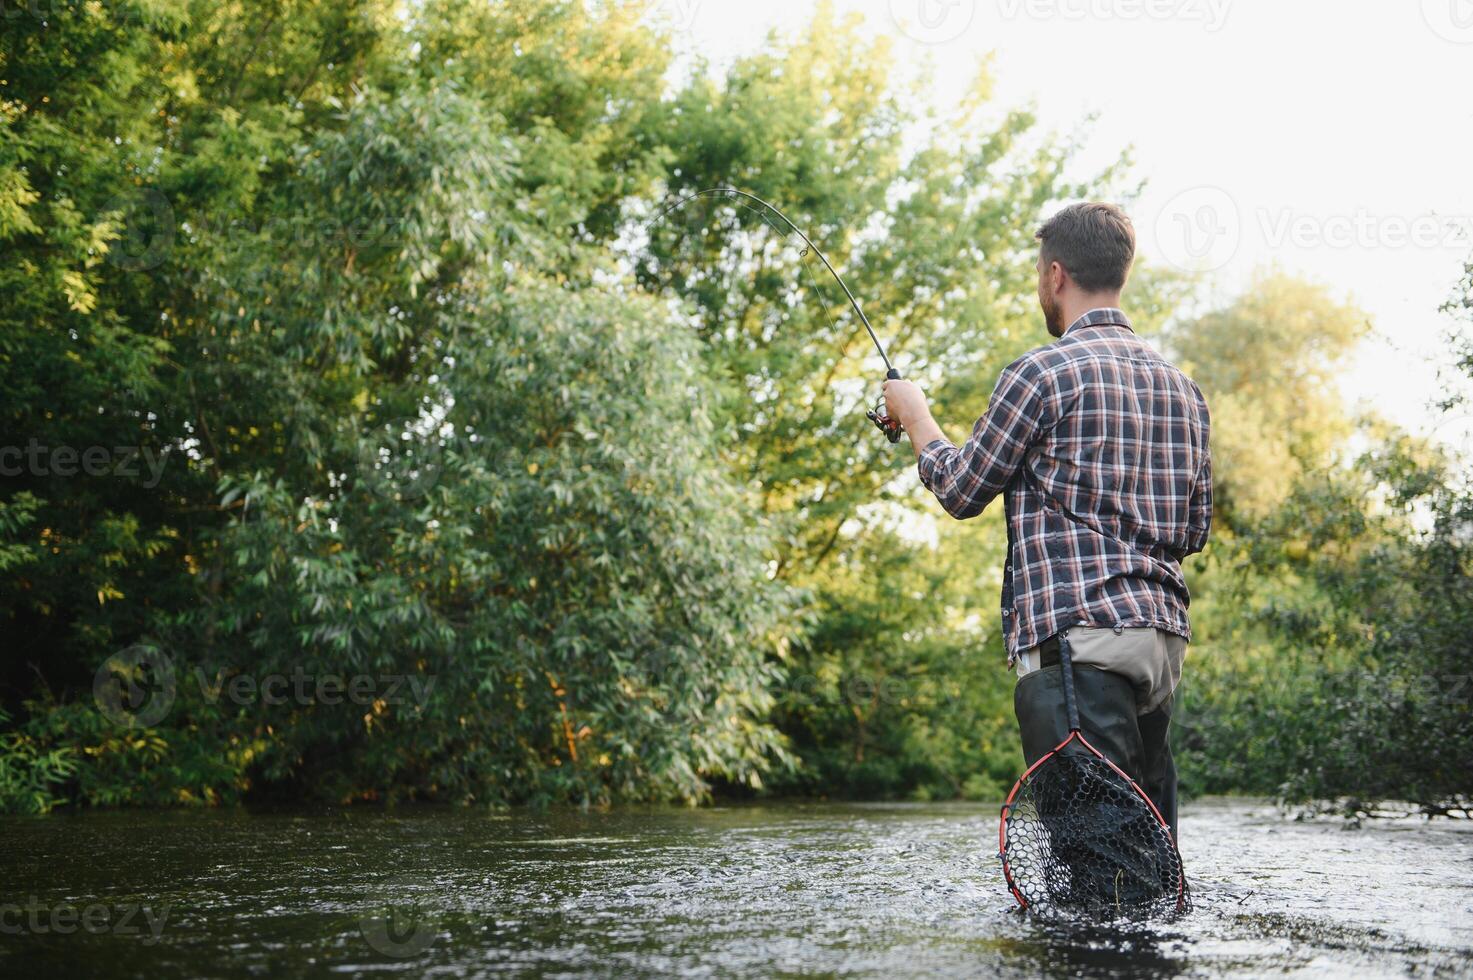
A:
[2,799,1469,977]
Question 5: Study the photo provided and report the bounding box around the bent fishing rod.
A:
[644,187,904,443]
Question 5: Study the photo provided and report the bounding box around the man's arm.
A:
[883,359,1048,520]
[1185,450,1213,556]
[894,407,945,464]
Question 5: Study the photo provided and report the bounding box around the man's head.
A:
[1035,203,1136,337]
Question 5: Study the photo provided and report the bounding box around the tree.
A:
[1168,271,1369,523]
[1,2,788,809]
[1170,269,1471,814]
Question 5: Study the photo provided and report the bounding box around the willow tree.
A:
[1,1,787,809]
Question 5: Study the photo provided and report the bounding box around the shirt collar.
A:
[1064,307,1133,336]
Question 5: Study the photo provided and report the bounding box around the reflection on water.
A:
[1,799,1469,978]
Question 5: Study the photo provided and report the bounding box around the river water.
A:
[1,799,1469,978]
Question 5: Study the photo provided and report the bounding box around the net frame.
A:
[997,631,1188,918]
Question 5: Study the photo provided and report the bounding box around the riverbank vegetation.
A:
[2,0,1467,815]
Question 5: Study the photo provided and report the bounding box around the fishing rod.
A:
[644,187,904,443]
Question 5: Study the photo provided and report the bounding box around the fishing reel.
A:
[865,368,904,444]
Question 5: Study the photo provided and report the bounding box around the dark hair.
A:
[1035,203,1135,292]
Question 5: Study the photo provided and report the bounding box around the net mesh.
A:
[1002,748,1188,919]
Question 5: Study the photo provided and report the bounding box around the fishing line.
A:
[645,192,836,347]
[640,186,904,442]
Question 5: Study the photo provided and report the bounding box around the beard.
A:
[1041,287,1065,338]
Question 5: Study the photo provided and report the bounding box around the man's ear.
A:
[1048,259,1068,294]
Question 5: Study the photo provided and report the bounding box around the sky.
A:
[647,0,1473,445]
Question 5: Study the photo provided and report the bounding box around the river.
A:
[1,798,1469,978]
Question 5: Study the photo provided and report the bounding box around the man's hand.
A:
[883,378,930,430]
[883,378,946,461]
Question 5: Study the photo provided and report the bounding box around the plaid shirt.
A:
[917,309,1212,661]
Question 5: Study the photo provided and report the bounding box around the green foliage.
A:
[1177,432,1472,815]
[1,1,784,807]
[0,709,77,815]
[1172,276,1472,815]
[770,526,1021,801]
[5,694,245,809]
[191,268,792,805]
[1169,272,1369,523]
[2,0,1466,815]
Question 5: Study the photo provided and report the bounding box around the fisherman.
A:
[882,203,1212,836]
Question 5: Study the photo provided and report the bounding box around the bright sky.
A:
[653,0,1473,444]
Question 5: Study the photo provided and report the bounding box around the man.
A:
[882,202,1211,836]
